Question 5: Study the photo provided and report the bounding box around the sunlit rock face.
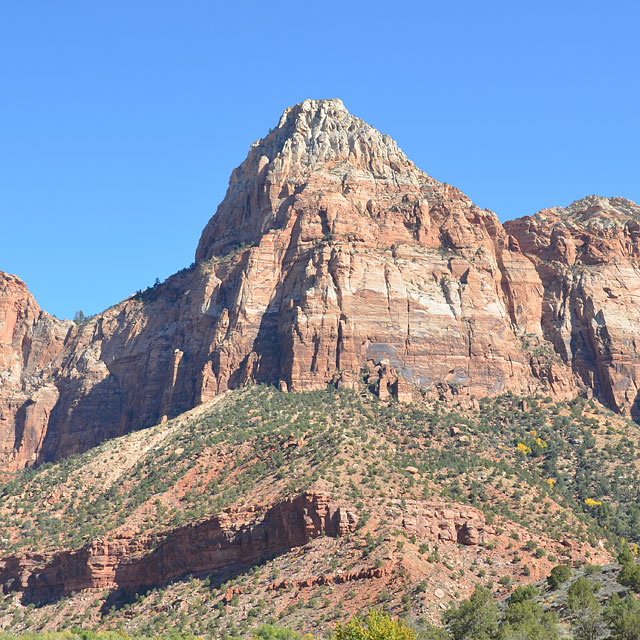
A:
[0,492,358,601]
[505,196,640,419]
[2,99,639,469]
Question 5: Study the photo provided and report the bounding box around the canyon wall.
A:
[2,99,640,470]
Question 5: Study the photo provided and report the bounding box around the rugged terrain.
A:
[2,99,640,471]
[2,383,640,636]
[2,99,640,638]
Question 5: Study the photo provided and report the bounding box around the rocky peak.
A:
[195,99,450,262]
[505,195,640,265]
[261,98,412,172]
[0,272,68,384]
[5,100,640,472]
[532,195,640,230]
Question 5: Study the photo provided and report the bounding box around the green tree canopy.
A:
[332,610,416,640]
[444,584,499,640]
[547,564,572,589]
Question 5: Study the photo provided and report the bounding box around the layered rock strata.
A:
[0,493,357,602]
[1,99,639,469]
[505,196,640,418]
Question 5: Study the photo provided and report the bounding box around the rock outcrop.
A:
[0,273,71,469]
[399,502,491,546]
[505,196,640,418]
[0,492,357,603]
[1,99,639,469]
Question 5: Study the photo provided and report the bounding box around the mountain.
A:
[3,98,640,637]
[505,195,640,418]
[1,98,640,474]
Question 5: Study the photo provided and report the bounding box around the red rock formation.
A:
[269,560,395,592]
[0,273,70,469]
[505,196,640,418]
[2,100,639,470]
[401,504,490,546]
[0,493,357,602]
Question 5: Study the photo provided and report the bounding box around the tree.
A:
[547,564,572,589]
[566,577,602,640]
[501,599,559,640]
[415,623,450,640]
[573,607,604,640]
[567,577,600,613]
[332,610,416,640]
[619,547,636,565]
[619,562,640,593]
[445,584,499,640]
[508,584,538,605]
[253,624,301,640]
[604,594,640,640]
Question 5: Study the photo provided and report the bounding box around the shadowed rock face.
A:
[1,99,639,469]
[0,273,71,469]
[0,493,499,604]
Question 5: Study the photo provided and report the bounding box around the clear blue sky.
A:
[2,1,638,320]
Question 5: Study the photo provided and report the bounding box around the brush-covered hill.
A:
[2,381,640,637]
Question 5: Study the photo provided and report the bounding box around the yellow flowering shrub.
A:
[332,610,416,640]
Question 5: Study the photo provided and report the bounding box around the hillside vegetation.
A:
[1,384,640,637]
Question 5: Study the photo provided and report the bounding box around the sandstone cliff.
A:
[0,492,357,603]
[0,273,71,469]
[505,196,640,418]
[1,99,638,469]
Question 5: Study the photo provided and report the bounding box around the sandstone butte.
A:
[2,98,640,471]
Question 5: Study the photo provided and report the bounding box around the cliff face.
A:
[505,196,640,418]
[0,273,71,469]
[1,99,639,470]
[0,488,609,606]
[194,98,559,400]
[0,492,357,602]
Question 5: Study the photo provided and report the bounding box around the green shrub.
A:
[253,624,301,640]
[509,584,538,604]
[604,594,640,640]
[547,564,572,589]
[618,562,640,593]
[502,599,559,640]
[618,547,635,565]
[567,577,600,613]
[583,564,602,576]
